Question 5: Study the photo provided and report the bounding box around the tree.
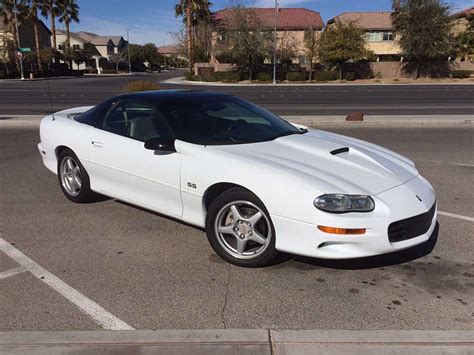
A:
[142,43,162,70]
[454,16,474,60]
[57,0,79,54]
[216,6,271,81]
[109,51,127,73]
[175,0,212,71]
[392,0,453,78]
[26,0,43,71]
[304,27,319,81]
[277,31,299,79]
[1,0,28,71]
[318,21,371,80]
[41,0,62,51]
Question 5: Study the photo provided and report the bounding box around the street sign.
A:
[19,47,31,53]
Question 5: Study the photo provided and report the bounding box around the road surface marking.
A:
[438,211,474,222]
[0,238,134,330]
[0,266,27,279]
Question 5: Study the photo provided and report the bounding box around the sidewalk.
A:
[2,114,472,128]
[164,76,474,87]
[1,329,473,354]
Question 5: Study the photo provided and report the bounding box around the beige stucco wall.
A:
[54,33,84,50]
[211,29,322,64]
[367,41,401,56]
[453,18,469,35]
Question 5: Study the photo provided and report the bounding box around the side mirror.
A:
[144,137,176,152]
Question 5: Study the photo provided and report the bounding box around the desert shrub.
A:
[255,72,272,81]
[375,71,383,79]
[344,72,356,81]
[101,69,119,74]
[451,70,471,79]
[121,80,160,93]
[286,72,306,81]
[315,71,338,81]
[217,71,242,82]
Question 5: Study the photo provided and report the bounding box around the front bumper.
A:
[272,175,437,259]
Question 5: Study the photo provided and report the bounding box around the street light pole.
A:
[127,25,140,74]
[13,0,25,80]
[272,0,278,84]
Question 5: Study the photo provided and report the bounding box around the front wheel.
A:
[205,188,279,267]
[57,149,95,203]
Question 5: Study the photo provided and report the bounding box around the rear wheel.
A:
[206,188,279,267]
[57,149,95,203]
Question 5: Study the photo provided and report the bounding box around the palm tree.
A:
[26,0,43,71]
[175,0,212,71]
[41,0,61,51]
[57,0,79,52]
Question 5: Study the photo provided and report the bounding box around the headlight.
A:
[314,194,375,213]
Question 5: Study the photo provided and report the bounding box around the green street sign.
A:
[19,47,31,53]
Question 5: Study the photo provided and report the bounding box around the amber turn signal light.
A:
[317,226,366,235]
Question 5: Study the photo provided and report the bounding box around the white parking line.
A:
[0,238,134,330]
[438,211,474,222]
[0,266,27,279]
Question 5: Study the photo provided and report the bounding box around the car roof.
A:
[114,90,232,103]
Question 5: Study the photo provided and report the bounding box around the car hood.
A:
[209,129,419,195]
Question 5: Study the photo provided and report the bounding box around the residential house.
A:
[327,12,401,61]
[211,7,324,66]
[0,15,51,62]
[54,30,127,71]
[453,6,473,35]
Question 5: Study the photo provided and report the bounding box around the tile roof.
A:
[157,45,180,55]
[213,7,324,30]
[453,6,474,18]
[329,12,394,31]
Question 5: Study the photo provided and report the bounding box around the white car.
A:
[38,91,437,267]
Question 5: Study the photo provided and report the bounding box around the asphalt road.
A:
[1,125,473,331]
[0,71,473,115]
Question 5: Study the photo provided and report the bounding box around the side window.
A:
[101,99,172,142]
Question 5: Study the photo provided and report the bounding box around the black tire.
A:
[205,187,279,267]
[57,149,96,203]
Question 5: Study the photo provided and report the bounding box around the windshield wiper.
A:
[273,129,307,139]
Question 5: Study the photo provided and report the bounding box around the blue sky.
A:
[51,0,473,46]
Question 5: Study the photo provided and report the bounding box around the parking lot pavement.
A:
[0,126,473,331]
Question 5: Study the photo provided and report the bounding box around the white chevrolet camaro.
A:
[38,91,437,267]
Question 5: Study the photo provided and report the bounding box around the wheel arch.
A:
[55,145,73,160]
[203,182,259,212]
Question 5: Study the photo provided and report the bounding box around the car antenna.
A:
[45,75,55,120]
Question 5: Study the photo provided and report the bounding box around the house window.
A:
[383,32,394,41]
[72,44,80,50]
[366,31,394,42]
[365,32,382,42]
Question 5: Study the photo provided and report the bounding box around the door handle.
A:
[91,141,104,148]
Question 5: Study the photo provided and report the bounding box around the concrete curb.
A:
[163,76,474,87]
[1,329,473,354]
[1,114,472,129]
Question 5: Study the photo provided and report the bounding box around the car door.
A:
[88,98,183,217]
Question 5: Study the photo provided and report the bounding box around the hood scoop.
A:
[330,147,349,155]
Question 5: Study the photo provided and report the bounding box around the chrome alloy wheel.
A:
[214,200,272,259]
[60,157,82,197]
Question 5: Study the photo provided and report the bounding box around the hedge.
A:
[314,71,338,81]
[451,70,471,79]
[286,72,306,81]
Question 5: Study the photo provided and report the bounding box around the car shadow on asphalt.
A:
[289,223,440,270]
[114,199,439,270]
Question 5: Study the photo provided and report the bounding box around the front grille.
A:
[388,203,436,243]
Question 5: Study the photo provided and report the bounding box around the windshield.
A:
[156,96,304,145]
